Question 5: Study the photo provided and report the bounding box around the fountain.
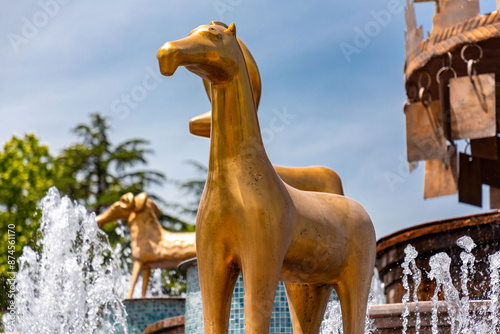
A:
[96,193,191,334]
[2,187,128,333]
[372,213,500,333]
[5,1,500,332]
[396,238,500,333]
[147,2,500,331]
[367,0,500,330]
[133,7,500,331]
[401,245,421,333]
[6,187,497,333]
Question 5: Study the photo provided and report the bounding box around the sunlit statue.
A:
[189,33,344,196]
[96,192,196,299]
[157,22,376,334]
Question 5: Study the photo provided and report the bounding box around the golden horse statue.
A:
[157,22,376,334]
[96,192,196,299]
[189,32,344,195]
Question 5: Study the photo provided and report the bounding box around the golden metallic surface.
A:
[157,22,375,334]
[190,36,344,196]
[202,37,262,113]
[96,193,196,299]
[189,111,212,138]
[273,165,343,195]
[190,34,261,139]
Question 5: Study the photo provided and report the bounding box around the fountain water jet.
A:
[488,251,500,328]
[457,236,477,331]
[428,252,459,333]
[394,238,500,334]
[319,269,384,334]
[2,187,128,333]
[401,244,421,334]
[368,214,500,334]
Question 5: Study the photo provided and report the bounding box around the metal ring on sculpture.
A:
[460,43,483,64]
[436,66,457,84]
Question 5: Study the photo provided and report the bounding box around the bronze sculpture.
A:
[157,22,376,333]
[96,192,196,299]
[404,0,500,207]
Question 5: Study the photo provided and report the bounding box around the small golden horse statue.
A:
[96,192,196,299]
[157,22,376,334]
[189,32,344,196]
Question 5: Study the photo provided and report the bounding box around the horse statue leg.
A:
[334,251,374,334]
[284,283,333,333]
[197,248,240,333]
[240,249,283,333]
[141,267,151,298]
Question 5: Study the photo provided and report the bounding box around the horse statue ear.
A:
[120,193,135,210]
[133,193,148,212]
[210,21,228,28]
[224,23,236,36]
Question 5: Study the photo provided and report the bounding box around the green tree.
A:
[0,134,59,313]
[57,113,166,214]
[0,114,206,310]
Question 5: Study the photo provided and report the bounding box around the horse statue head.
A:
[157,22,245,85]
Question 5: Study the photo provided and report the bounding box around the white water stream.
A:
[2,188,128,333]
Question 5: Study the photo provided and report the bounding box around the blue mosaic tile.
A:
[184,263,338,334]
[118,298,185,334]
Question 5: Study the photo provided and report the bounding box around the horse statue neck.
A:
[208,55,269,170]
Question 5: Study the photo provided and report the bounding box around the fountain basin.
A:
[122,298,185,334]
[370,300,491,333]
[376,211,500,303]
[127,301,495,333]
[145,315,185,334]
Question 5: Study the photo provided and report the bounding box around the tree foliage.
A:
[0,134,60,312]
[54,113,171,285]
[175,160,207,218]
[57,113,166,214]
[0,113,207,315]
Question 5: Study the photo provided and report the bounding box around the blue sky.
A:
[1,0,495,238]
